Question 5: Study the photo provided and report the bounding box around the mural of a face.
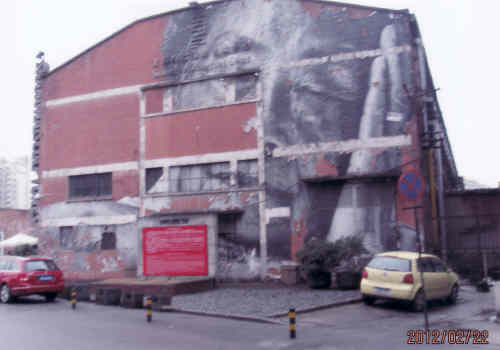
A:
[161,0,416,257]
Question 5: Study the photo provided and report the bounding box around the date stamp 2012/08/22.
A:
[407,329,489,345]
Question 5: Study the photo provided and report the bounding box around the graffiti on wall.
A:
[159,0,418,258]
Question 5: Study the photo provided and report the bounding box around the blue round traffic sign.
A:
[398,172,424,200]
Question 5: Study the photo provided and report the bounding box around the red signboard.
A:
[142,225,208,276]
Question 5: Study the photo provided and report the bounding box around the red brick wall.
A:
[44,16,169,100]
[145,88,164,115]
[40,177,68,207]
[112,170,139,200]
[146,102,258,160]
[41,94,139,171]
[41,170,139,206]
[0,209,32,239]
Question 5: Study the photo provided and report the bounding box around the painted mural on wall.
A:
[38,202,138,280]
[159,0,418,260]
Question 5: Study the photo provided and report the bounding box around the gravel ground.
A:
[171,282,361,318]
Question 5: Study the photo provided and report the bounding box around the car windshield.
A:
[367,256,411,272]
[24,260,59,272]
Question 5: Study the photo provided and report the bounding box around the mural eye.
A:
[212,33,256,58]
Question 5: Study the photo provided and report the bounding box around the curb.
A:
[157,307,284,325]
[159,297,362,324]
[268,297,362,318]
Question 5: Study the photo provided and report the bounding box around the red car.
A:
[0,256,65,303]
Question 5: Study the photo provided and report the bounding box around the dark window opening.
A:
[431,258,447,272]
[235,74,258,101]
[59,226,74,249]
[101,232,116,250]
[24,260,59,272]
[237,159,258,188]
[417,258,435,272]
[146,167,166,193]
[69,173,112,199]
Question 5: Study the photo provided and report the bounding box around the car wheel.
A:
[44,292,58,302]
[412,289,426,312]
[0,284,12,304]
[362,294,376,305]
[446,284,459,305]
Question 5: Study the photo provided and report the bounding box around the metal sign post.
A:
[399,172,429,331]
[408,205,429,331]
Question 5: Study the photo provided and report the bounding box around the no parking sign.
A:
[398,172,425,201]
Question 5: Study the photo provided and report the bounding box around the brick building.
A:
[33,0,459,281]
[0,209,32,255]
[445,188,500,279]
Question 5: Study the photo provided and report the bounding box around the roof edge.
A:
[45,0,410,78]
[301,0,410,14]
[45,0,229,77]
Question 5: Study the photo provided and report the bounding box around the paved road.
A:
[284,286,500,349]
[1,286,498,349]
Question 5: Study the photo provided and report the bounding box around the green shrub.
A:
[296,236,368,288]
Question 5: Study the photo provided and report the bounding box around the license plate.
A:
[39,275,53,281]
[374,287,391,295]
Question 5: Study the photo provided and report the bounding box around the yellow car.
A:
[360,251,459,312]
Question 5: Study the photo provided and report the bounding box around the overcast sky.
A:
[2,0,499,187]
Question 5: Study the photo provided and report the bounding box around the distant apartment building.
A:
[0,156,31,210]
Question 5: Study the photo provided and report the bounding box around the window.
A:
[367,256,411,272]
[24,260,58,272]
[69,173,112,199]
[430,258,447,272]
[169,162,230,193]
[59,226,74,249]
[146,167,168,193]
[101,232,116,250]
[237,159,258,187]
[161,74,258,113]
[417,258,435,272]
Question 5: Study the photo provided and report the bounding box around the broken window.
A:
[235,74,257,101]
[146,167,168,193]
[101,232,116,250]
[68,173,112,199]
[59,226,74,249]
[237,159,258,187]
[169,162,230,193]
[162,73,257,113]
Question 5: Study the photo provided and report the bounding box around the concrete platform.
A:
[64,277,216,309]
[89,277,216,296]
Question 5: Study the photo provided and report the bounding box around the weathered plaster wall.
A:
[37,221,138,281]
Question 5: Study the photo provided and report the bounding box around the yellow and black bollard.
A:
[71,289,77,310]
[146,297,152,323]
[288,308,296,339]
